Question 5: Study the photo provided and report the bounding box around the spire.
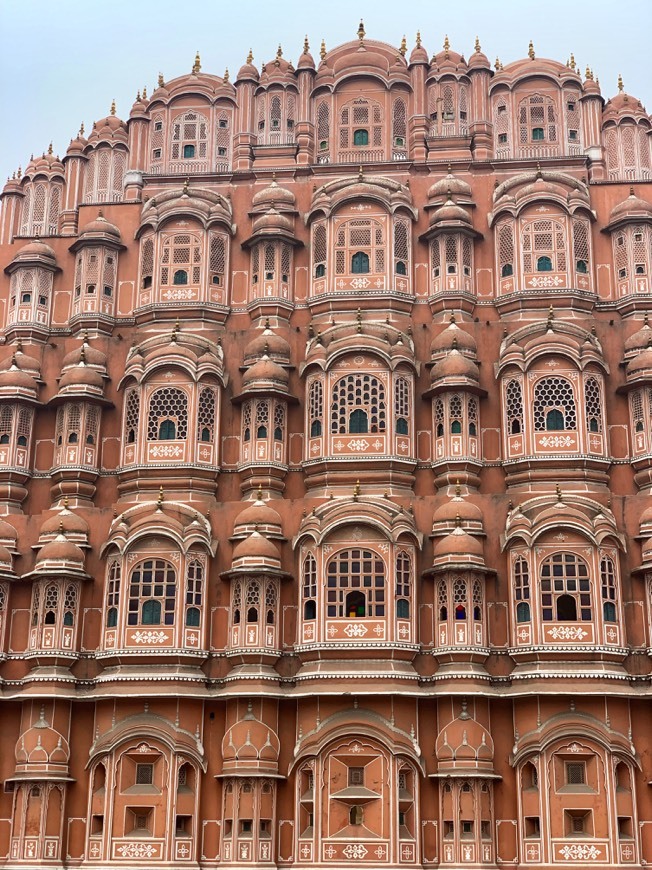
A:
[142,86,147,99]
[110,99,116,116]
[353,479,361,501]
[158,72,164,87]
[47,141,53,155]
[320,39,327,61]
[192,51,201,74]
[400,35,407,56]
[415,30,421,48]
[569,52,576,70]
[303,35,309,54]
[495,57,501,71]
[528,40,535,60]
[443,34,450,52]
[357,19,365,42]
[276,44,283,58]
[585,65,593,80]
[246,47,253,64]
[618,73,624,92]
[475,36,481,53]
[157,486,164,510]
[223,68,229,82]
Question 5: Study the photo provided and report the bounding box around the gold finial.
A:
[17,165,21,178]
[585,65,592,80]
[277,44,283,59]
[63,495,69,509]
[400,35,407,56]
[47,141,53,155]
[353,480,361,500]
[455,479,461,497]
[495,56,501,71]
[257,485,263,501]
[443,34,450,52]
[247,48,253,64]
[412,30,420,49]
[528,40,535,60]
[536,161,543,179]
[223,68,229,82]
[183,176,190,194]
[569,53,576,70]
[303,35,309,53]
[193,51,201,74]
[142,86,147,99]
[79,122,85,136]
[80,343,86,364]
[157,486,164,510]
[556,484,562,502]
[454,513,461,528]
[158,72,164,87]
[110,99,116,116]
[136,89,141,101]
[320,39,326,61]
[357,19,365,41]
[475,36,481,53]
[617,73,624,92]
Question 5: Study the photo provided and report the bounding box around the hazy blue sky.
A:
[1,0,651,181]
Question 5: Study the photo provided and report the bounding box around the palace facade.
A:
[0,24,652,870]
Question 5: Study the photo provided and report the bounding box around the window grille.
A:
[430,239,441,277]
[273,403,285,441]
[140,236,154,287]
[533,377,576,431]
[584,377,603,433]
[216,111,231,166]
[437,579,447,620]
[522,218,566,273]
[564,91,582,145]
[453,577,467,619]
[186,558,203,626]
[514,556,531,622]
[435,398,444,437]
[622,127,636,172]
[518,93,558,145]
[572,219,590,273]
[540,552,591,622]
[394,377,411,431]
[160,233,202,286]
[255,400,269,437]
[308,380,323,437]
[209,233,226,285]
[171,110,208,160]
[566,763,586,785]
[393,219,410,273]
[302,554,317,608]
[494,100,510,152]
[449,394,463,433]
[330,374,386,435]
[106,560,120,627]
[631,390,644,432]
[124,388,140,443]
[136,764,153,785]
[313,223,327,277]
[468,397,478,436]
[147,388,188,440]
[127,559,176,627]
[600,556,617,622]
[395,551,412,598]
[31,584,40,626]
[392,98,407,144]
[17,408,33,445]
[151,113,165,162]
[197,387,216,443]
[317,101,330,140]
[326,548,385,618]
[348,767,364,786]
[0,405,13,442]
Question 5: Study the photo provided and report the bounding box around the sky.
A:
[0,0,651,181]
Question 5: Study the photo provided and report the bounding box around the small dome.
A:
[603,89,648,122]
[608,190,652,225]
[297,40,316,70]
[430,39,468,73]
[0,517,17,549]
[66,130,88,156]
[409,35,429,65]
[58,365,104,391]
[232,530,281,569]
[432,493,484,533]
[39,508,89,543]
[468,39,491,70]
[252,209,294,235]
[237,52,260,81]
[61,340,107,371]
[432,525,485,568]
[15,708,71,775]
[430,316,477,358]
[428,171,473,201]
[430,198,473,227]
[243,326,291,365]
[430,349,480,385]
[26,150,65,177]
[12,239,56,263]
[34,533,85,572]
[234,496,283,538]
[78,213,121,240]
[222,707,280,773]
[252,179,296,210]
[0,545,13,572]
[625,318,652,354]
[627,346,652,378]
[0,360,39,395]
[435,711,494,771]
[242,357,290,390]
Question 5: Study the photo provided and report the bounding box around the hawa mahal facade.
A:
[1,23,652,870]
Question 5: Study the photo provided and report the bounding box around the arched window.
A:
[183,144,195,159]
[514,556,531,622]
[506,379,524,435]
[309,379,323,438]
[316,100,330,159]
[338,98,383,156]
[303,554,317,620]
[331,374,386,435]
[435,398,445,438]
[450,395,463,434]
[171,110,209,162]
[351,252,370,274]
[326,549,385,618]
[105,560,120,628]
[353,130,369,147]
[173,269,188,285]
[540,552,591,622]
[127,559,176,627]
[160,233,202,287]
[395,551,411,619]
[454,579,467,619]
[521,218,566,274]
[600,556,617,623]
[185,559,203,627]
[393,218,410,277]
[536,255,553,272]
[533,378,576,431]
[148,388,188,441]
[518,93,558,146]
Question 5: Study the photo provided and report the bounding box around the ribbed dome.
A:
[430,198,473,226]
[15,709,71,771]
[78,214,121,240]
[297,44,316,70]
[242,357,290,389]
[0,546,13,571]
[430,349,480,384]
[428,172,473,201]
[627,347,652,377]
[468,41,490,70]
[432,495,484,529]
[232,530,281,569]
[35,533,85,570]
[0,361,39,394]
[252,209,294,234]
[58,365,104,390]
[12,239,56,262]
[430,317,477,357]
[222,707,280,773]
[243,328,291,365]
[61,341,107,370]
[436,713,494,769]
[252,179,296,209]
[234,497,283,537]
[432,526,485,565]
[609,191,652,224]
[39,508,89,542]
[236,54,260,81]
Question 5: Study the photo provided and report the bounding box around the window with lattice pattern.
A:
[105,560,120,628]
[564,91,582,145]
[572,219,590,274]
[584,377,603,433]
[540,552,591,622]
[394,377,411,434]
[522,218,566,273]
[197,387,217,443]
[313,223,327,279]
[430,239,441,278]
[171,111,208,160]
[316,101,330,157]
[395,551,411,619]
[140,236,154,289]
[533,377,576,431]
[124,388,140,444]
[330,374,386,435]
[334,218,385,276]
[148,388,188,441]
[209,232,226,286]
[20,180,63,236]
[514,556,531,623]
[630,389,644,434]
[185,558,203,627]
[128,560,176,627]
[302,554,317,620]
[392,99,407,149]
[84,147,126,203]
[600,556,617,622]
[339,98,384,153]
[216,110,232,165]
[309,380,323,438]
[393,218,410,276]
[518,93,558,145]
[160,233,202,287]
[326,548,385,618]
[151,114,165,163]
[494,99,511,152]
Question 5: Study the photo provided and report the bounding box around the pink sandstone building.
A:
[0,23,652,870]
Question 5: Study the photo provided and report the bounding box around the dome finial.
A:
[79,122,85,136]
[353,479,361,501]
[193,51,201,74]
[157,486,164,510]
[320,39,327,61]
[474,36,481,53]
[142,86,147,99]
[247,47,253,64]
[569,53,576,70]
[617,73,624,92]
[257,485,263,501]
[276,44,283,59]
[303,35,309,54]
[415,30,422,48]
[400,35,407,56]
[443,34,450,52]
[556,484,563,503]
[48,141,53,155]
[536,161,543,179]
[528,40,535,60]
[357,19,365,42]
[158,72,164,87]
[223,68,229,83]
[136,89,141,101]
[494,56,501,71]
[110,99,116,116]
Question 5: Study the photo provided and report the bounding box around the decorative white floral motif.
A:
[527,275,564,288]
[350,278,371,289]
[162,288,195,300]
[343,623,368,638]
[149,445,183,458]
[343,844,368,859]
[116,842,159,858]
[558,844,601,860]
[131,630,168,644]
[538,435,574,448]
[546,626,587,641]
[346,439,370,451]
